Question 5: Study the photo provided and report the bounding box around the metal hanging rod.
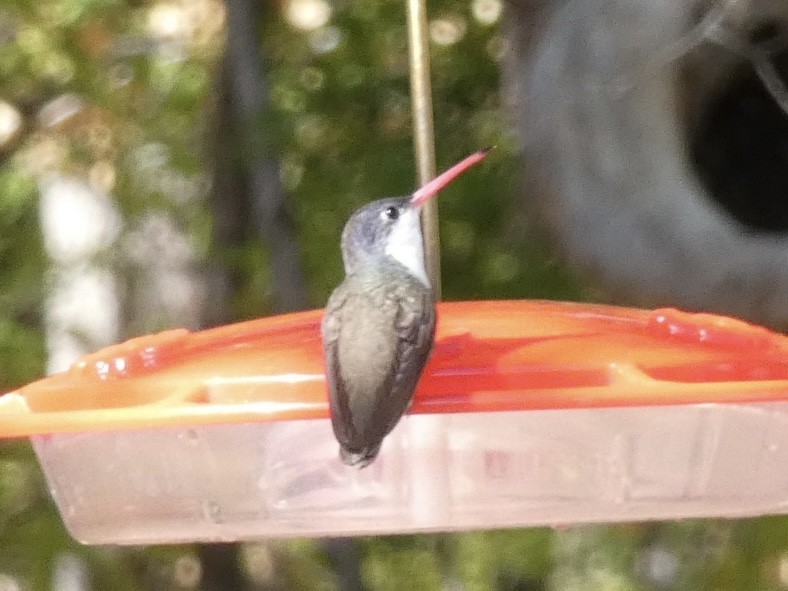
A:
[406,0,441,300]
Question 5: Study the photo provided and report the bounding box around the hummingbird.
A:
[321,149,491,468]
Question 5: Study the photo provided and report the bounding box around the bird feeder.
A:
[2,301,788,544]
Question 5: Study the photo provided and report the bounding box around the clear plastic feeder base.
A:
[33,402,788,544]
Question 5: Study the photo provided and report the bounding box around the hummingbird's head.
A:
[341,196,429,285]
[339,148,492,286]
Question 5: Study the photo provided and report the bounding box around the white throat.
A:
[384,208,430,287]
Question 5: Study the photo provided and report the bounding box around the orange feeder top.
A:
[2,300,787,438]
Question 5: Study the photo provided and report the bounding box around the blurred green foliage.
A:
[0,0,787,590]
[0,168,45,389]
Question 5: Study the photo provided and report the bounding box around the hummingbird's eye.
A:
[384,206,399,220]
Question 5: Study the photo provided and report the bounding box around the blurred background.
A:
[1,0,788,589]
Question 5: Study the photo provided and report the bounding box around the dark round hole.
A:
[690,51,788,233]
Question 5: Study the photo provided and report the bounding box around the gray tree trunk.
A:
[224,0,309,314]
